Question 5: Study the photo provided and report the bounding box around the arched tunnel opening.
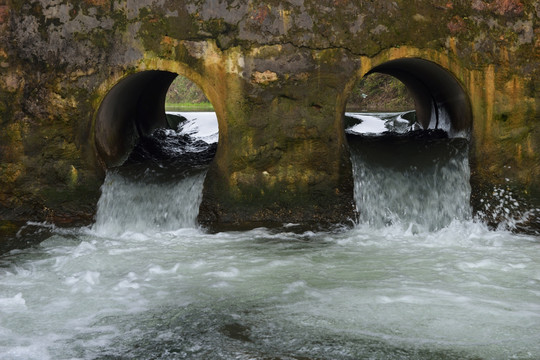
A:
[94,70,219,175]
[345,58,472,136]
[93,70,219,231]
[345,72,416,134]
[345,58,473,231]
[95,70,176,168]
[368,58,472,135]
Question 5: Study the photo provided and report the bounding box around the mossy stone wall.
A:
[0,0,538,228]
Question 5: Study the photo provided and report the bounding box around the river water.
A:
[0,112,539,359]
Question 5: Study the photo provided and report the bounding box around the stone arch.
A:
[346,52,473,137]
[94,65,219,168]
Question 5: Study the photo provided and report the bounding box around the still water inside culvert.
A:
[1,112,539,359]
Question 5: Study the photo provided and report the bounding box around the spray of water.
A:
[93,170,206,236]
[349,133,471,232]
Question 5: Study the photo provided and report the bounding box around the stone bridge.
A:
[0,0,538,229]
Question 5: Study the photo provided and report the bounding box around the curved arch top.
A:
[367,58,472,136]
[95,70,177,167]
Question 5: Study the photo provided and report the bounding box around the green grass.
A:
[165,102,214,111]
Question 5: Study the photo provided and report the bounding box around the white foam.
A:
[169,111,219,143]
[93,171,206,236]
[0,293,26,312]
[347,114,388,134]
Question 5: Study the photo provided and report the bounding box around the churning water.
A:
[1,112,539,359]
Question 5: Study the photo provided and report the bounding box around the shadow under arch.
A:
[95,70,217,168]
[365,58,472,136]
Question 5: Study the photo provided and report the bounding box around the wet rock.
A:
[343,114,362,129]
[220,322,252,343]
[165,113,187,130]
[0,221,55,255]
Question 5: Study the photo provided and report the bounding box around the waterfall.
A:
[93,170,206,235]
[92,112,219,236]
[347,113,472,232]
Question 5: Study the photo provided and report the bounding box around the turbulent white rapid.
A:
[1,112,539,359]
[350,134,472,232]
[93,171,206,236]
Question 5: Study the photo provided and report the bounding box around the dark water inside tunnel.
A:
[0,112,539,359]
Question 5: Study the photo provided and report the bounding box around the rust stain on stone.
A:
[504,76,521,109]
[471,0,524,15]
[516,143,523,165]
[484,65,495,139]
[161,36,178,47]
[252,5,270,24]
[84,0,108,7]
[526,134,534,157]
[492,0,524,15]
[0,5,9,23]
[447,16,466,34]
[448,37,458,55]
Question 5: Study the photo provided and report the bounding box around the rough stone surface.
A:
[0,0,538,229]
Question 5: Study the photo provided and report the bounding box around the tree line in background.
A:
[165,73,414,111]
[347,73,414,111]
[165,76,210,108]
